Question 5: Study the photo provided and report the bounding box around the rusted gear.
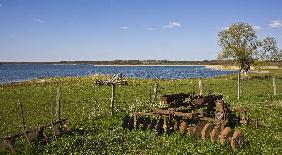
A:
[179,121,188,135]
[231,129,244,151]
[220,127,233,145]
[210,126,220,144]
[201,123,214,143]
[193,121,207,138]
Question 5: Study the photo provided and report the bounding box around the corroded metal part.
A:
[220,127,233,145]
[231,129,244,151]
[193,121,207,138]
[201,123,214,143]
[0,119,70,154]
[210,126,221,144]
[124,92,249,151]
[179,121,188,135]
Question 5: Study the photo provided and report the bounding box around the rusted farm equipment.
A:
[122,92,248,151]
[0,119,71,154]
[0,88,71,154]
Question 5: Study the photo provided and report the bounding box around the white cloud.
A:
[162,21,181,28]
[253,25,261,31]
[33,18,45,23]
[119,26,129,30]
[217,26,229,31]
[269,20,282,28]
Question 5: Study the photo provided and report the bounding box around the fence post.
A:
[152,82,159,103]
[111,84,116,115]
[55,87,61,121]
[237,73,240,99]
[199,79,203,95]
[18,100,30,144]
[273,77,277,96]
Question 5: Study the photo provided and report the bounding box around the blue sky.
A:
[0,0,282,62]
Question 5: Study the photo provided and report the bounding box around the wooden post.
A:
[149,90,152,104]
[199,79,203,95]
[255,117,259,129]
[50,96,58,139]
[273,77,277,96]
[152,82,159,103]
[55,87,61,121]
[18,100,30,144]
[111,84,116,115]
[237,73,240,99]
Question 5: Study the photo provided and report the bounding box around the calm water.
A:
[0,64,237,84]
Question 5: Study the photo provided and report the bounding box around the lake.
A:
[0,64,237,83]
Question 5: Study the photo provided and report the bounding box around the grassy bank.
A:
[1,71,282,154]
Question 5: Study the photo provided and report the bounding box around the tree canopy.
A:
[218,22,281,72]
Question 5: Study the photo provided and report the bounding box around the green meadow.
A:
[0,71,282,154]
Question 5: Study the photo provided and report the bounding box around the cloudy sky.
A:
[0,0,282,61]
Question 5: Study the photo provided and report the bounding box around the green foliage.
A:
[0,73,282,154]
[218,22,281,72]
[218,22,258,72]
[259,37,281,61]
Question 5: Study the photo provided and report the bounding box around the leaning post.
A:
[18,100,30,144]
[237,73,241,99]
[199,79,203,95]
[55,87,61,121]
[111,84,116,115]
[273,77,277,96]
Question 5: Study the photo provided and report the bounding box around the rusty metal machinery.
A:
[122,92,248,151]
[0,119,71,154]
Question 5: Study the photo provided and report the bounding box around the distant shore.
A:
[1,61,281,71]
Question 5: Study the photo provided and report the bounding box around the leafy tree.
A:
[218,22,258,73]
[218,22,281,72]
[255,37,279,61]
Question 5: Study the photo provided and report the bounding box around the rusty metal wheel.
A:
[193,121,207,138]
[187,126,195,136]
[136,117,144,129]
[141,117,151,130]
[179,121,188,135]
[122,115,134,130]
[174,120,180,131]
[220,127,233,145]
[156,118,164,134]
[166,120,175,134]
[231,129,244,151]
[201,123,214,143]
[149,118,158,130]
[210,126,220,144]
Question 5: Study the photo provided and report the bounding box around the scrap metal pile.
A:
[122,92,248,151]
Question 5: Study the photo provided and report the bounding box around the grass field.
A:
[0,71,282,154]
